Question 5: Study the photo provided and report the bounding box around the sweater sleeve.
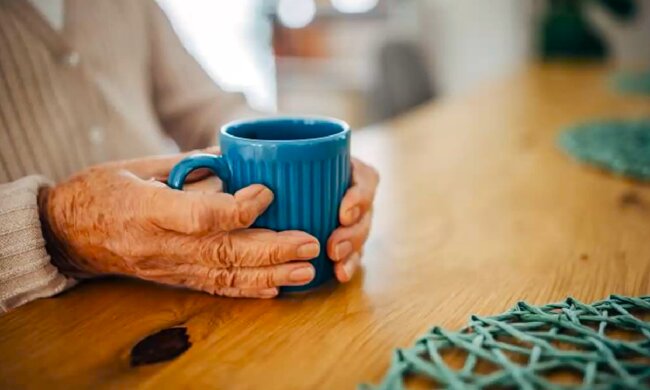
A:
[148,2,251,151]
[0,176,76,314]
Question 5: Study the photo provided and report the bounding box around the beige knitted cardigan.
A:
[0,0,244,312]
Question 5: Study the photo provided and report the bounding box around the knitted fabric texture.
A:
[558,119,650,181]
[613,70,650,95]
[364,295,650,389]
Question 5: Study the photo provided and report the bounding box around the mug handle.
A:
[167,153,231,192]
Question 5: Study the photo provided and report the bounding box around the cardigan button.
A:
[88,125,105,145]
[61,51,80,67]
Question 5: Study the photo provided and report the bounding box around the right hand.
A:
[39,148,319,298]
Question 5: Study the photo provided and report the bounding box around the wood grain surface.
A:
[1,64,649,389]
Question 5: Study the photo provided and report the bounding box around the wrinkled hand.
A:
[40,148,320,298]
[327,158,379,283]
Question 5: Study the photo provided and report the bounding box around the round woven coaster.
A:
[558,119,650,181]
[612,70,650,95]
[363,295,650,389]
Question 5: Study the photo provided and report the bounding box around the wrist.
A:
[38,187,92,278]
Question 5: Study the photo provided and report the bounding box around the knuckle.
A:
[243,271,272,288]
[342,189,361,211]
[235,203,255,227]
[237,269,273,288]
[213,268,237,288]
[267,244,283,265]
[254,271,275,288]
[214,233,236,266]
[188,200,211,233]
[205,267,220,289]
[359,189,376,212]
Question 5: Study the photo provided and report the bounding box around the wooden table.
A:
[1,64,649,389]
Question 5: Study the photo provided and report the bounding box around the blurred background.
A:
[158,0,648,128]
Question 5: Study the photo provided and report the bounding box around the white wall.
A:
[157,0,277,111]
[417,0,535,96]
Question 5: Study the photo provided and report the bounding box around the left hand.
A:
[327,157,379,283]
[187,156,379,285]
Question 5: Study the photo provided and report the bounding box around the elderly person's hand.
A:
[40,148,321,298]
[327,158,379,283]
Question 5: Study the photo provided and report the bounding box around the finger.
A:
[184,176,224,193]
[198,262,315,290]
[339,158,379,226]
[140,259,315,290]
[228,263,315,288]
[334,252,361,283]
[126,265,277,298]
[327,211,372,261]
[169,229,320,267]
[114,146,221,180]
[145,183,274,234]
[213,287,279,299]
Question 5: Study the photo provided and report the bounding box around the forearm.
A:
[0,176,75,313]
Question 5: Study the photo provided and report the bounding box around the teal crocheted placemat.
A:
[612,70,650,95]
[363,295,650,389]
[558,119,650,181]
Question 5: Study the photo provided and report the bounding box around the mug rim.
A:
[221,116,350,144]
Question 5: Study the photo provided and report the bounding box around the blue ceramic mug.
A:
[167,117,351,291]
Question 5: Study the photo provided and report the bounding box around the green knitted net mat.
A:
[558,119,650,181]
[613,70,650,95]
[362,295,650,389]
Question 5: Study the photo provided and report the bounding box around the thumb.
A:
[111,146,221,181]
[145,183,274,234]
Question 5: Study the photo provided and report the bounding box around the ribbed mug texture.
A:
[168,117,351,291]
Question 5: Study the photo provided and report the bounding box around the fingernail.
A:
[346,207,361,222]
[297,243,320,259]
[342,257,358,280]
[260,288,278,298]
[334,241,353,261]
[289,266,315,283]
